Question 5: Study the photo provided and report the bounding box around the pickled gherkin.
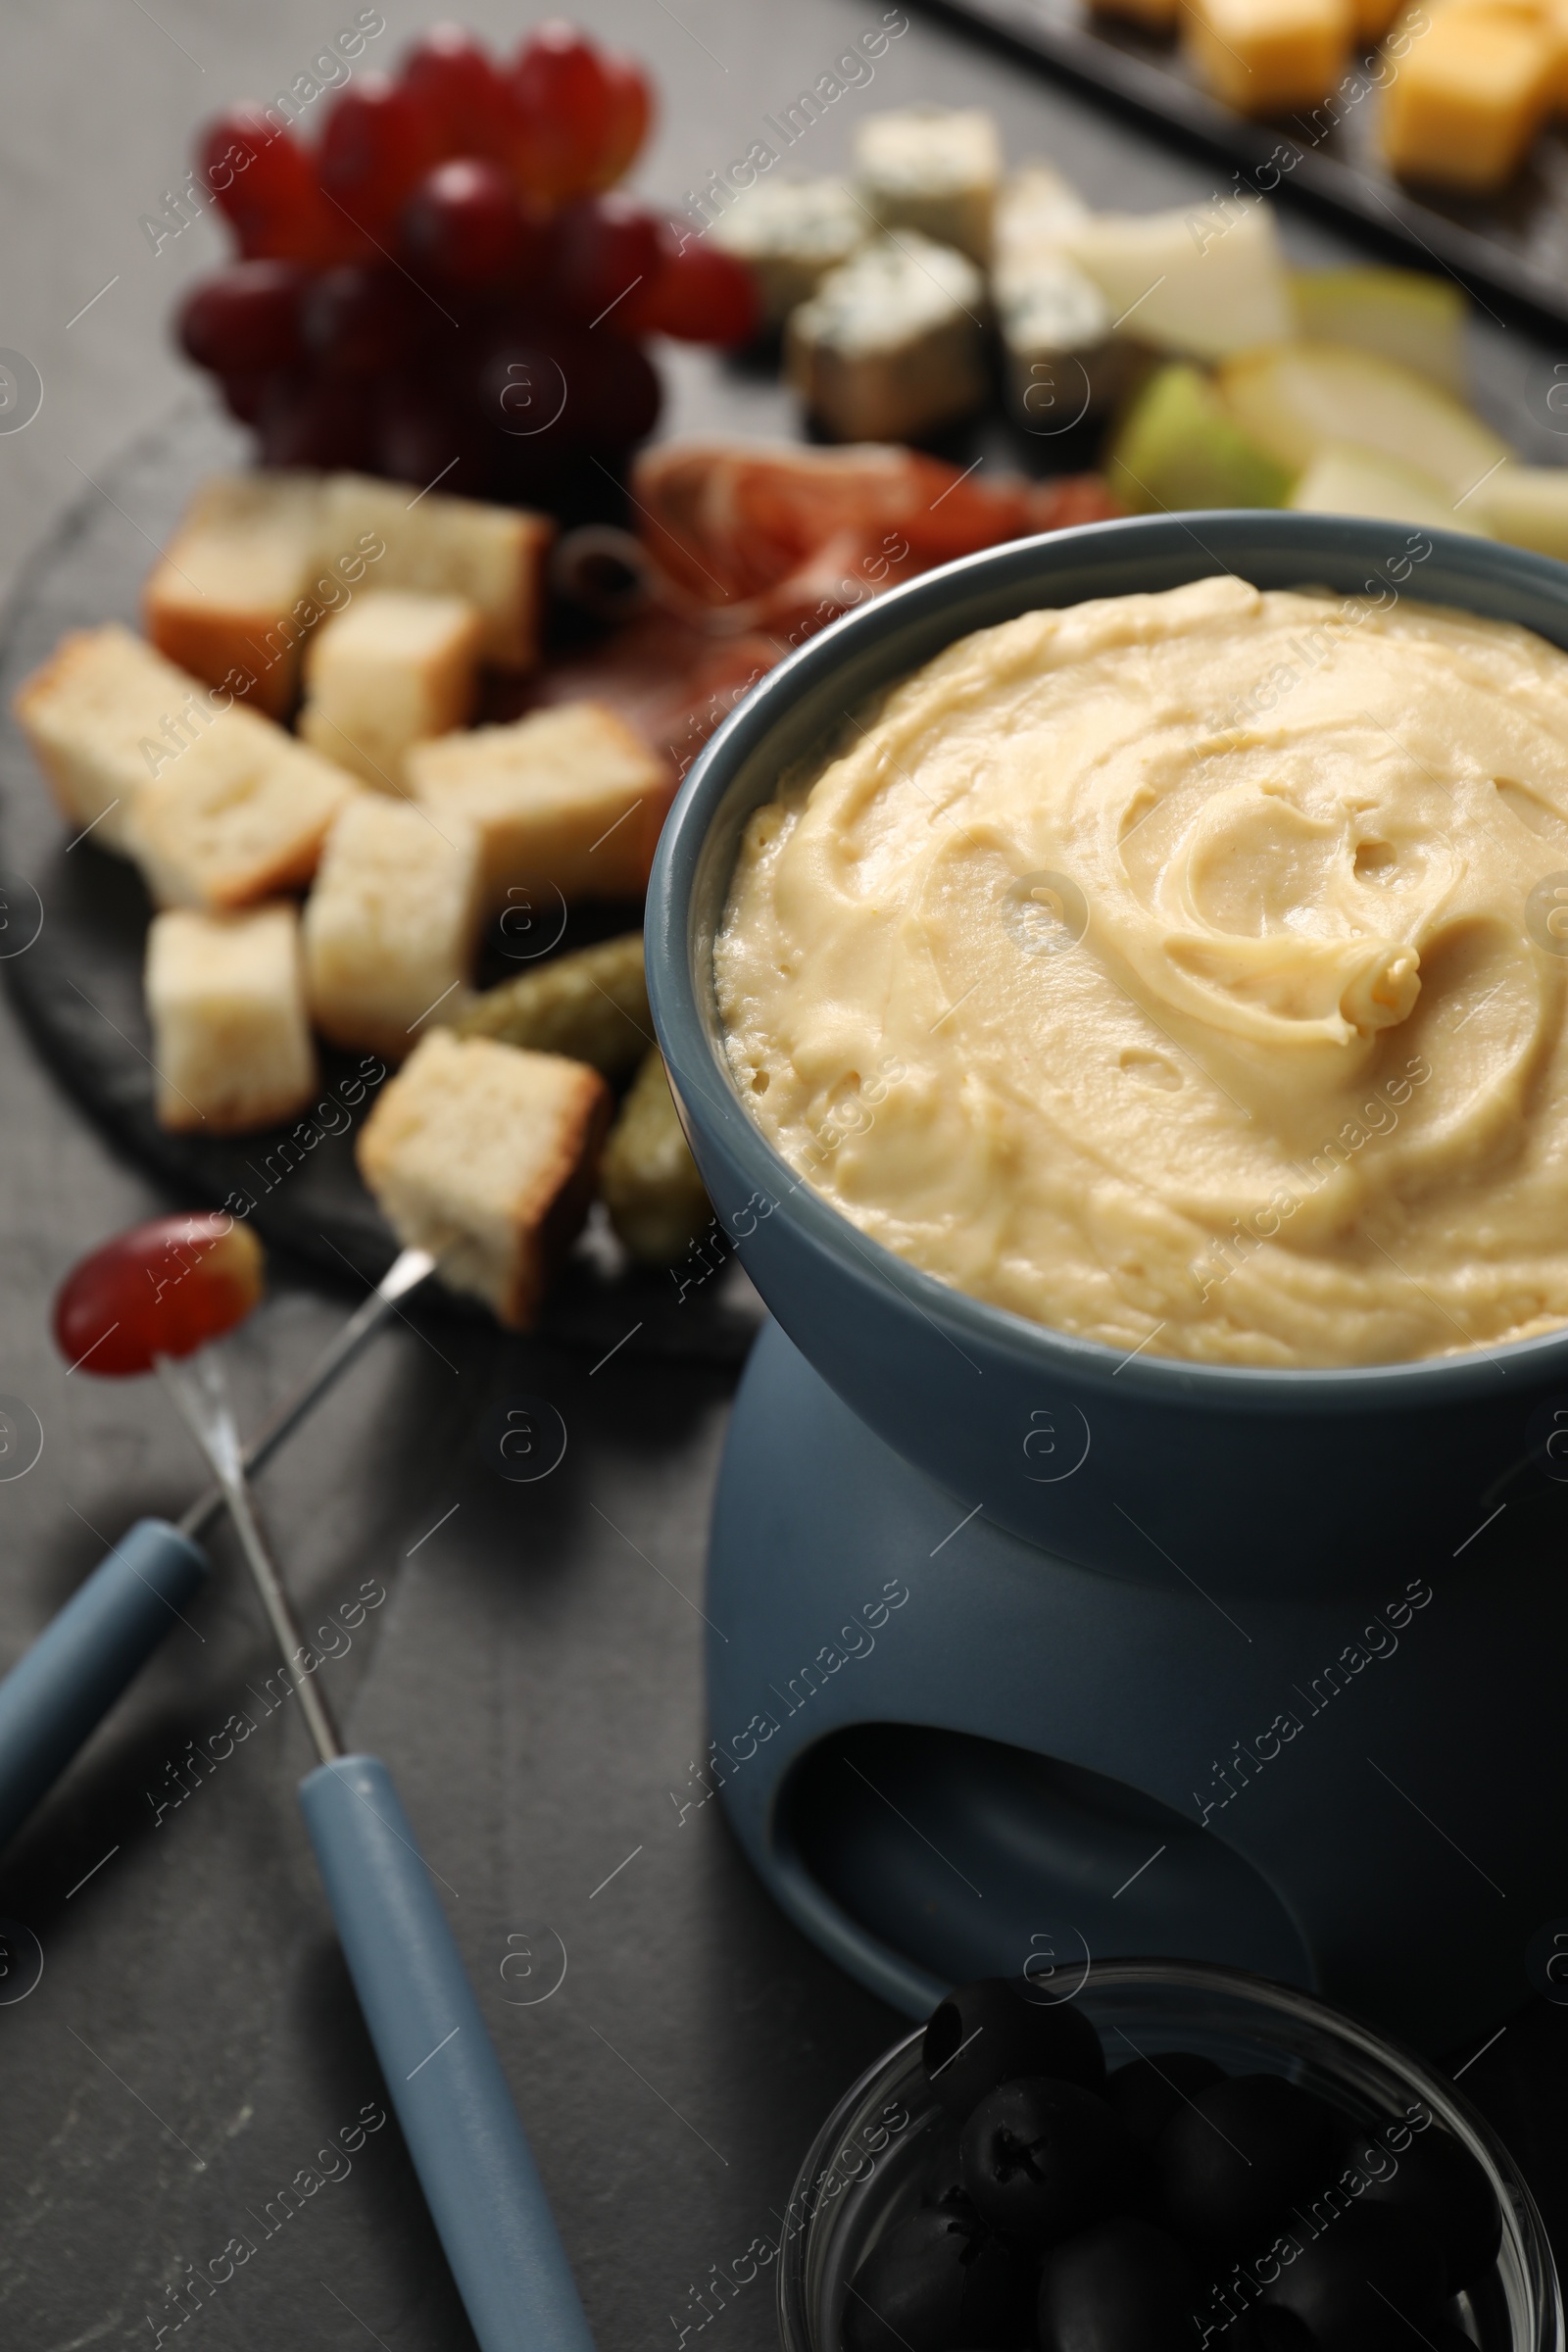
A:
[456,933,649,1081]
[602,1051,711,1266]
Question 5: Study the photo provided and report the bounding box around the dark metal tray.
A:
[924,0,1568,332]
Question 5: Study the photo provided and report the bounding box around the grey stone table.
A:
[3,3,1568,2348]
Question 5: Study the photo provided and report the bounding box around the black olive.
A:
[1157,2075,1342,2255]
[920,2146,977,2217]
[1260,2204,1446,2352]
[1347,2125,1501,2292]
[960,2076,1143,2247]
[1037,2216,1198,2352]
[1222,2309,1315,2351]
[1106,2052,1226,2151]
[843,2204,1039,2352]
[923,1979,1107,2118]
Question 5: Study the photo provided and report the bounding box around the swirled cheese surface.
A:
[715,575,1568,1366]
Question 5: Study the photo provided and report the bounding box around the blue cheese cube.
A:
[853,106,1002,265]
[993,163,1091,273]
[786,232,988,443]
[710,178,868,328]
[991,165,1132,425]
[998,258,1140,427]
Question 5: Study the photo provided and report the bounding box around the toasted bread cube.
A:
[786,234,988,445]
[11,623,213,854]
[125,717,358,912]
[300,591,483,791]
[407,701,671,911]
[319,475,552,671]
[709,178,867,326]
[1381,3,1556,190]
[144,903,316,1134]
[357,1028,611,1327]
[304,795,482,1060]
[1184,0,1351,112]
[142,473,323,719]
[853,107,1002,265]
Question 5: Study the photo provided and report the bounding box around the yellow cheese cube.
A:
[1380,6,1556,191]
[1184,0,1351,112]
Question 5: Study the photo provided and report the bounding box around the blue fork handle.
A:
[0,1517,209,1852]
[299,1753,596,2352]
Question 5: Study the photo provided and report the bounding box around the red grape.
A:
[375,373,491,496]
[177,262,307,374]
[258,372,375,469]
[215,369,278,426]
[508,24,650,203]
[401,160,537,292]
[303,265,428,372]
[561,327,661,448]
[197,104,337,263]
[53,1215,265,1378]
[596,55,654,192]
[318,74,439,246]
[478,321,660,451]
[551,194,661,324]
[400,24,514,159]
[622,229,760,345]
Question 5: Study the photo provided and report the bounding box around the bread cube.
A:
[407,701,671,911]
[12,623,211,854]
[1184,0,1351,114]
[357,1029,611,1328]
[319,475,553,671]
[853,107,1002,265]
[144,904,316,1134]
[786,234,988,445]
[142,473,323,719]
[125,719,359,912]
[303,795,482,1060]
[300,590,483,791]
[1381,3,1556,190]
[710,179,867,327]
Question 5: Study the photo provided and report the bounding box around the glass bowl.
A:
[776,1960,1562,2352]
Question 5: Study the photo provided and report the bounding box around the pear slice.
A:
[1471,464,1568,559]
[1057,199,1293,364]
[1218,340,1511,500]
[1289,441,1494,534]
[1106,364,1296,513]
[1289,270,1468,397]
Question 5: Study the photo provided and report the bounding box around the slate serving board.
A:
[0,401,763,1368]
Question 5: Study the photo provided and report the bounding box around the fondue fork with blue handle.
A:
[0,1245,433,1855]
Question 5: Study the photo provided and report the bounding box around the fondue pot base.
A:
[706,1319,1566,2054]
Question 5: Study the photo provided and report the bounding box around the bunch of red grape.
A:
[176,22,760,513]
